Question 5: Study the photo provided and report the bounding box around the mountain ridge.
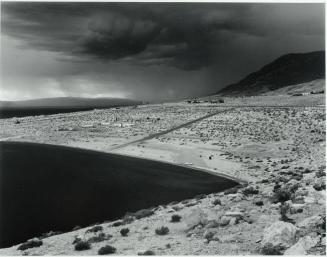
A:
[218,50,325,95]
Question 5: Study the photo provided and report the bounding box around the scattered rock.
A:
[261,221,298,250]
[72,236,82,245]
[184,208,208,230]
[205,220,220,228]
[225,211,244,219]
[298,215,324,230]
[219,216,231,226]
[284,235,320,255]
[229,217,238,225]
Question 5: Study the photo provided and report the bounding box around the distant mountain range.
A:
[0,97,141,118]
[218,51,325,95]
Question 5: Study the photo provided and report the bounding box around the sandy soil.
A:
[0,94,325,255]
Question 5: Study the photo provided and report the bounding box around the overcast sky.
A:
[1,2,325,101]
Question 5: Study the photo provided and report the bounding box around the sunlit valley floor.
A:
[0,93,325,255]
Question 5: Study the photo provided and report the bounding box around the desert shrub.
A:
[87,232,111,243]
[261,243,284,255]
[74,240,91,251]
[316,170,326,178]
[120,228,130,237]
[254,200,264,206]
[170,214,182,223]
[280,203,288,219]
[313,181,326,191]
[271,187,294,203]
[86,225,103,233]
[242,186,259,196]
[155,226,169,235]
[134,209,154,219]
[212,199,221,206]
[98,245,116,255]
[138,250,156,255]
[320,215,326,233]
[17,239,43,251]
[273,183,282,192]
[303,168,312,174]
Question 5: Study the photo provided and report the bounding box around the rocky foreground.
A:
[0,94,325,255]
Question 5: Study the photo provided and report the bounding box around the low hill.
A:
[0,97,140,108]
[218,51,325,96]
[0,97,141,118]
[264,79,325,96]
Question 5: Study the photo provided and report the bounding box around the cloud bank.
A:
[1,2,324,100]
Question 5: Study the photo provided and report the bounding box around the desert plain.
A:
[0,92,325,255]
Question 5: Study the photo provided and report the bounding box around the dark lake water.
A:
[0,141,239,248]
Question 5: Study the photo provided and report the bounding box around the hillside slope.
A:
[264,79,325,96]
[218,51,325,96]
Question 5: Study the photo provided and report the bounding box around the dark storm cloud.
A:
[1,2,271,70]
[1,2,324,101]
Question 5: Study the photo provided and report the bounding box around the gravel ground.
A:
[0,94,325,255]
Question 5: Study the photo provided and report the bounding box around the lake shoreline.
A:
[0,141,240,248]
